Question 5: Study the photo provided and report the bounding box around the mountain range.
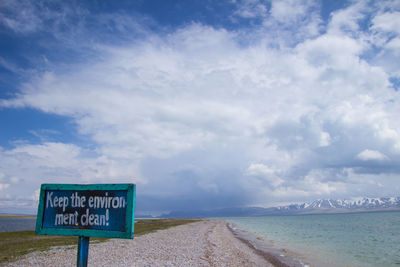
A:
[161,197,400,218]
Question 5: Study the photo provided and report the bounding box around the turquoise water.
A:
[227,212,400,267]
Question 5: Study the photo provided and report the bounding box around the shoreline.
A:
[4,220,276,266]
[2,218,307,266]
[226,222,293,267]
[226,221,308,267]
[2,219,311,266]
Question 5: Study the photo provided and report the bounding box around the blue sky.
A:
[1,0,400,215]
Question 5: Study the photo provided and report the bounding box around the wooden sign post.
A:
[35,184,136,267]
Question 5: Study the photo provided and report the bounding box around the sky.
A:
[0,0,400,215]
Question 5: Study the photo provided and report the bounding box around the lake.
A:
[0,216,37,232]
[226,211,400,267]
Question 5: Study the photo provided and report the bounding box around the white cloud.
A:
[268,169,346,199]
[367,8,400,77]
[246,163,284,187]
[233,0,268,19]
[328,1,368,35]
[0,142,144,194]
[372,11,400,35]
[270,186,310,198]
[0,183,10,191]
[357,149,388,161]
[296,34,364,68]
[0,0,42,34]
[2,1,400,212]
[247,163,275,176]
[319,131,331,147]
[270,0,310,23]
[3,18,399,207]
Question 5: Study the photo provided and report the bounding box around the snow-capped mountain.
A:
[274,197,400,213]
[161,197,400,217]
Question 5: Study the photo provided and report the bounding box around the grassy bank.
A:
[0,218,200,264]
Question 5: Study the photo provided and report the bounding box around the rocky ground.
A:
[5,220,275,267]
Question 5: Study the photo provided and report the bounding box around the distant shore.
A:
[0,215,37,233]
[0,214,36,218]
[4,220,289,266]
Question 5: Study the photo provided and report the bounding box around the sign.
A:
[36,184,135,239]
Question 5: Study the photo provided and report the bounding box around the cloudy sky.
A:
[1,0,400,215]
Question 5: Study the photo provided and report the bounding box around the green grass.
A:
[0,219,200,264]
[0,231,107,264]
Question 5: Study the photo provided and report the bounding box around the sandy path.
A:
[5,220,274,267]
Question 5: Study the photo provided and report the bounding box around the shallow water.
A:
[226,211,400,267]
[0,217,37,232]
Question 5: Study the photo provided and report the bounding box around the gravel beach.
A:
[5,220,281,267]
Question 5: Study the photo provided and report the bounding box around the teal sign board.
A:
[36,184,135,239]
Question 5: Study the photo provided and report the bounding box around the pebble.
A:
[5,220,273,267]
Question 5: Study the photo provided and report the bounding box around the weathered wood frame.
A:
[35,183,135,239]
